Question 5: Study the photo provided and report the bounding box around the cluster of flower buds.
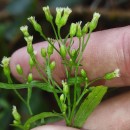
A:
[12,106,21,125]
[55,7,72,29]
[59,80,69,114]
[20,26,34,56]
[69,12,100,38]
[104,69,120,80]
[69,21,89,38]
[60,93,67,114]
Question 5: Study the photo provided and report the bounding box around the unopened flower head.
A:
[76,21,82,38]
[56,7,72,28]
[27,73,33,83]
[69,23,77,37]
[64,7,72,15]
[82,22,89,35]
[1,56,10,68]
[20,25,29,37]
[104,68,120,80]
[89,12,100,32]
[55,7,64,26]
[62,80,69,95]
[12,105,21,122]
[16,64,23,75]
[43,6,53,23]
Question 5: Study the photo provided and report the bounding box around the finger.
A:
[10,26,130,87]
[31,125,79,130]
[84,90,130,130]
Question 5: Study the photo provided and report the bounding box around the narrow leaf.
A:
[0,81,60,93]
[24,112,63,129]
[74,85,108,128]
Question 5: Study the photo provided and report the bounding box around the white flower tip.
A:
[56,7,64,12]
[43,6,49,11]
[93,12,100,18]
[1,56,10,67]
[28,16,35,22]
[114,69,120,77]
[12,105,16,111]
[64,7,72,14]
[20,25,28,31]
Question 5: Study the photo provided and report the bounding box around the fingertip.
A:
[10,46,30,82]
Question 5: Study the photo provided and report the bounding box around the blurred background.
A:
[0,0,130,129]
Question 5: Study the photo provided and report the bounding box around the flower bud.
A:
[43,6,53,23]
[60,7,72,28]
[60,94,65,103]
[20,25,29,37]
[29,57,35,68]
[27,73,33,83]
[60,44,66,58]
[62,81,69,95]
[69,58,73,64]
[69,23,77,37]
[12,106,21,122]
[76,21,82,38]
[1,56,10,68]
[82,22,89,35]
[1,57,11,81]
[28,16,43,34]
[71,49,76,57]
[41,48,47,57]
[55,7,64,26]
[47,44,54,56]
[104,69,120,80]
[50,61,56,70]
[81,69,87,78]
[27,43,34,55]
[24,36,34,54]
[89,12,100,32]
[62,103,67,113]
[16,64,23,75]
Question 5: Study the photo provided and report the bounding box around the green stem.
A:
[69,32,92,125]
[27,87,33,115]
[50,22,61,47]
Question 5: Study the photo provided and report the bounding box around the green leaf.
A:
[24,112,63,129]
[0,81,60,93]
[74,86,108,128]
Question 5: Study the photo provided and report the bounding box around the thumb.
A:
[10,26,130,87]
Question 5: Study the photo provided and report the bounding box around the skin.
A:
[10,26,130,130]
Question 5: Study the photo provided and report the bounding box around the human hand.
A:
[10,26,130,130]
